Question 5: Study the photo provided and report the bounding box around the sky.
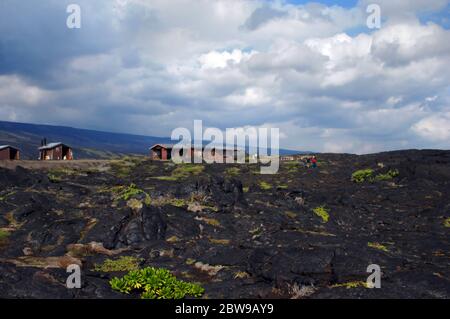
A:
[0,0,450,153]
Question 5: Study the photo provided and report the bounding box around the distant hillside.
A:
[0,121,171,159]
[0,121,302,159]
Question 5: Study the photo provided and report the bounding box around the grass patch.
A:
[331,281,367,289]
[94,256,143,272]
[351,169,374,183]
[151,196,187,208]
[313,206,329,223]
[47,167,79,182]
[277,184,288,189]
[352,168,399,183]
[154,164,204,181]
[225,167,240,176]
[0,229,10,241]
[110,267,204,299]
[209,238,231,245]
[367,242,389,252]
[375,169,400,181]
[110,158,142,178]
[153,176,179,181]
[259,181,272,190]
[284,161,300,172]
[444,218,450,228]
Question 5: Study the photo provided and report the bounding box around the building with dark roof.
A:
[38,142,73,160]
[149,143,242,162]
[0,145,20,160]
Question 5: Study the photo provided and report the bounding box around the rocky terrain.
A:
[0,150,449,299]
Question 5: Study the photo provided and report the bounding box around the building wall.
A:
[161,148,168,160]
[0,148,20,160]
[0,148,10,160]
[40,146,73,160]
[150,147,169,160]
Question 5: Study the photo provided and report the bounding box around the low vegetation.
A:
[367,242,389,252]
[331,281,368,289]
[259,181,272,190]
[94,256,143,272]
[0,191,16,202]
[109,267,204,299]
[110,157,144,178]
[444,218,450,228]
[313,206,330,223]
[154,164,204,181]
[351,169,374,183]
[284,161,301,172]
[352,168,399,183]
[375,169,400,181]
[47,167,78,182]
[225,167,240,176]
[0,229,10,241]
[112,183,148,202]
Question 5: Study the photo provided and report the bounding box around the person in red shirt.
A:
[311,155,318,168]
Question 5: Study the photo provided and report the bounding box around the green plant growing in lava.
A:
[0,229,10,241]
[352,168,399,183]
[374,169,399,181]
[109,267,204,299]
[259,181,272,190]
[351,169,374,183]
[313,206,330,223]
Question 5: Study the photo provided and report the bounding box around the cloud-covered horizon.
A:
[1,0,449,153]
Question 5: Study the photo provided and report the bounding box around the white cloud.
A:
[199,49,256,69]
[412,113,450,142]
[0,75,51,106]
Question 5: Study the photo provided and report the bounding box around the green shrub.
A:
[95,256,143,272]
[352,168,399,183]
[225,167,240,176]
[113,183,147,201]
[367,242,389,252]
[0,229,10,241]
[259,181,272,190]
[154,164,204,181]
[331,281,368,289]
[351,169,374,183]
[375,169,399,181]
[443,218,450,228]
[110,267,204,299]
[313,206,329,223]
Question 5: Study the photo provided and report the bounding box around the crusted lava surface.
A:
[0,150,449,299]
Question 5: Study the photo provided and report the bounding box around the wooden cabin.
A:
[150,144,174,160]
[149,144,242,162]
[39,142,73,160]
[0,145,20,160]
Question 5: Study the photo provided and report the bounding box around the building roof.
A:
[150,143,243,151]
[0,145,19,151]
[150,143,175,149]
[38,142,70,150]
